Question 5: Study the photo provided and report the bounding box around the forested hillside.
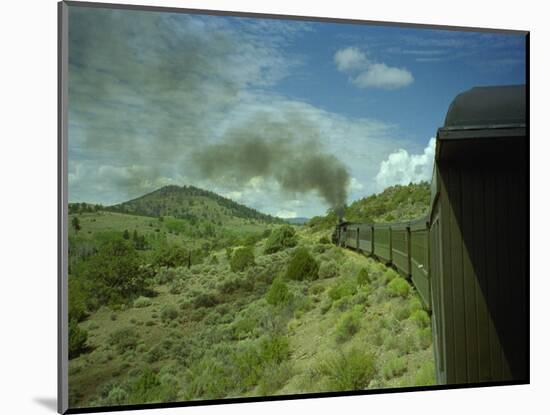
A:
[308,182,431,230]
[107,185,283,224]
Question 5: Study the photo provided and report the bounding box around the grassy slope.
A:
[69,226,435,407]
[68,210,274,252]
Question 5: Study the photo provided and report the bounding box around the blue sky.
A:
[68,6,526,218]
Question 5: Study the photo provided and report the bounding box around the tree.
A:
[230,246,255,272]
[152,244,188,268]
[123,229,130,240]
[69,319,88,359]
[286,247,319,281]
[82,239,152,306]
[72,217,81,233]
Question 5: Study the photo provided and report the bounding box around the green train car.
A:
[333,85,527,386]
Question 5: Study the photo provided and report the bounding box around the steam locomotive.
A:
[333,85,527,386]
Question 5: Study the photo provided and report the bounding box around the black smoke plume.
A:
[193,113,350,213]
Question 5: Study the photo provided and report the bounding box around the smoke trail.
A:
[192,113,350,213]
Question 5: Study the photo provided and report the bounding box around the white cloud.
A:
[349,177,364,191]
[334,47,369,72]
[375,138,436,191]
[352,63,414,89]
[276,210,297,218]
[221,191,243,201]
[334,47,414,89]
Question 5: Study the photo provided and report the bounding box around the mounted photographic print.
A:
[58,1,529,413]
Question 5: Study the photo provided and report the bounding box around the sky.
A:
[67,6,526,218]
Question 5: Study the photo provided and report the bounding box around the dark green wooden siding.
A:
[358,224,373,253]
[373,226,391,262]
[432,140,527,384]
[391,226,409,276]
[410,224,430,310]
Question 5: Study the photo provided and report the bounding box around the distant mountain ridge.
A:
[284,217,310,225]
[107,185,284,224]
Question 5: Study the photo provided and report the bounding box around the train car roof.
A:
[438,85,526,140]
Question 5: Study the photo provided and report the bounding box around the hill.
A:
[308,182,431,229]
[67,186,287,269]
[106,185,284,225]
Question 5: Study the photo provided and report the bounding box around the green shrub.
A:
[351,292,369,306]
[382,331,399,351]
[68,319,88,359]
[230,246,255,272]
[133,296,152,308]
[161,305,179,322]
[382,268,399,284]
[231,317,257,340]
[387,277,410,298]
[335,307,362,343]
[168,281,183,295]
[266,277,293,306]
[318,348,376,391]
[257,362,293,395]
[127,367,174,404]
[382,355,408,379]
[109,327,139,353]
[410,309,431,328]
[408,296,423,314]
[264,225,297,254]
[243,232,263,247]
[152,244,188,268]
[397,332,418,355]
[321,247,345,263]
[394,304,410,321]
[184,356,233,400]
[155,267,178,285]
[286,247,319,281]
[259,335,290,364]
[418,327,432,349]
[356,268,370,286]
[320,298,332,314]
[194,292,218,308]
[319,260,339,279]
[225,247,233,260]
[319,235,331,244]
[309,284,325,295]
[217,275,249,294]
[146,344,165,363]
[68,277,88,322]
[414,361,436,386]
[294,294,314,314]
[103,387,128,405]
[313,243,328,254]
[333,296,352,312]
[328,279,356,301]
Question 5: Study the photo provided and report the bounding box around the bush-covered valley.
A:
[68,184,435,407]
